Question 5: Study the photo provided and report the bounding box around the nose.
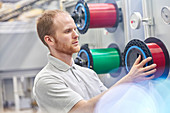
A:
[72,29,79,39]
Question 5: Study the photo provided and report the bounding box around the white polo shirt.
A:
[33,54,107,113]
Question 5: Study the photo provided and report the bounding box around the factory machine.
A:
[71,0,170,112]
[70,0,170,83]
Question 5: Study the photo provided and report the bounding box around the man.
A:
[33,10,157,113]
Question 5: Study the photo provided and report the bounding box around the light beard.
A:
[54,44,80,55]
[53,37,80,55]
[74,46,80,53]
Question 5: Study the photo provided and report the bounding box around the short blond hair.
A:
[36,9,69,47]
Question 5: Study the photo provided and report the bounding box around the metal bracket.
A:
[142,18,154,26]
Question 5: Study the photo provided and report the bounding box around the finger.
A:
[142,69,157,76]
[139,57,152,67]
[133,55,141,65]
[143,75,155,80]
[142,64,157,72]
[137,75,155,82]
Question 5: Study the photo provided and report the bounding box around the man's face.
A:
[52,14,80,55]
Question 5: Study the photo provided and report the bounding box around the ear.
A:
[44,35,55,46]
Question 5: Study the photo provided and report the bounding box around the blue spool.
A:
[75,3,88,30]
[78,49,91,68]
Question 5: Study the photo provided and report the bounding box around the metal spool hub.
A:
[124,37,170,79]
[72,0,120,34]
[75,44,122,75]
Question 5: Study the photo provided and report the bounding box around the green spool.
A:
[90,48,120,74]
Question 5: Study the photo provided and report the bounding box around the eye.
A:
[65,29,71,33]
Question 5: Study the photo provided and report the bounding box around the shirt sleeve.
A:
[34,75,83,113]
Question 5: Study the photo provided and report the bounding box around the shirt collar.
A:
[48,54,75,71]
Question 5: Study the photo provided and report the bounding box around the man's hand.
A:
[124,55,157,83]
[116,55,157,85]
